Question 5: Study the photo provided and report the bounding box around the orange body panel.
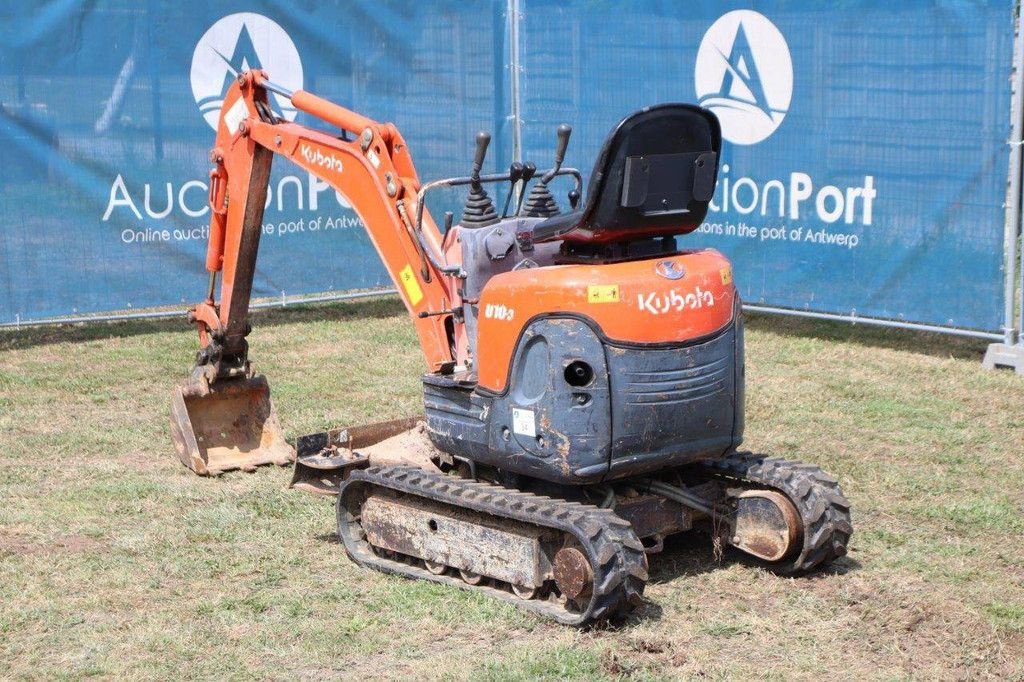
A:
[475,250,736,393]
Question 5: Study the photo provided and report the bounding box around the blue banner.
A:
[0,1,510,321]
[0,1,1016,332]
[519,0,1015,331]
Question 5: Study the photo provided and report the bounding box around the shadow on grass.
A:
[307,520,859,629]
[0,295,408,352]
[744,311,991,362]
[646,532,862,586]
[627,534,862,626]
[316,532,341,545]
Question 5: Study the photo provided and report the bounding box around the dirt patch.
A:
[0,532,105,557]
[0,532,35,556]
[359,421,441,469]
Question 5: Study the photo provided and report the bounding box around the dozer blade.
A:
[170,373,295,475]
[289,417,428,496]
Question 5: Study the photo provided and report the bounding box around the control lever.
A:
[461,131,499,228]
[568,188,581,209]
[515,161,537,215]
[501,162,525,218]
[541,124,571,183]
[471,131,490,184]
[521,125,570,218]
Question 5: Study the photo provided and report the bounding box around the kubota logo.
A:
[638,288,715,315]
[300,144,344,173]
[695,11,792,145]
[190,13,303,131]
[655,260,686,280]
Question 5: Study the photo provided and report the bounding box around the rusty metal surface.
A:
[613,493,692,540]
[289,417,424,495]
[361,494,547,588]
[730,489,802,562]
[288,450,369,496]
[337,466,648,626]
[552,547,593,600]
[170,373,293,475]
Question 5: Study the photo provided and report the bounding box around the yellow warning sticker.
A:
[399,264,424,305]
[587,284,620,303]
[720,267,733,285]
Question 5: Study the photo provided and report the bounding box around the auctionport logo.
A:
[190,13,303,130]
[695,11,793,145]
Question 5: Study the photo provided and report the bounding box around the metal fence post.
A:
[507,0,523,163]
[983,8,1024,374]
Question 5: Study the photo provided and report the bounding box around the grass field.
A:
[1,295,1023,680]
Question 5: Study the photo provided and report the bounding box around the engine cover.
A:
[424,307,744,485]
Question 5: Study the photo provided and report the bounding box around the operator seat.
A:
[532,103,721,245]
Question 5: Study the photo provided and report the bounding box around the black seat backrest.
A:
[533,104,720,244]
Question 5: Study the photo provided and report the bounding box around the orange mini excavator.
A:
[171,70,851,624]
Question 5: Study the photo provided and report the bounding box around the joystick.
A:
[460,131,499,228]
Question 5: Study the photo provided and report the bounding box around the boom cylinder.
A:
[291,90,378,137]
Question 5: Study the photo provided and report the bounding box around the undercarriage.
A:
[295,421,851,625]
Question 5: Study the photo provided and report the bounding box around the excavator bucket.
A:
[170,373,294,475]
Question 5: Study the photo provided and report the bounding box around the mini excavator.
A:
[170,70,852,624]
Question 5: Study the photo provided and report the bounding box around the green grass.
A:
[1,296,1023,679]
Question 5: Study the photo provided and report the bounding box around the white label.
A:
[366,148,381,169]
[637,287,716,315]
[484,303,515,321]
[223,97,249,135]
[511,408,536,438]
[299,143,344,173]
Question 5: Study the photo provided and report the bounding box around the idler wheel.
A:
[731,490,802,562]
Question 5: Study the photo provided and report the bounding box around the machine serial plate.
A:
[511,408,536,437]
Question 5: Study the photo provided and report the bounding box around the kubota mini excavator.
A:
[170,70,852,624]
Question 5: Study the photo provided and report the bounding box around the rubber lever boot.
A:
[523,124,571,218]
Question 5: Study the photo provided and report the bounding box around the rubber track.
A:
[698,452,853,574]
[336,466,649,625]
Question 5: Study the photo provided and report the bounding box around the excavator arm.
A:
[171,70,463,475]
[195,69,458,375]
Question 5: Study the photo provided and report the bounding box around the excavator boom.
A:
[172,70,460,475]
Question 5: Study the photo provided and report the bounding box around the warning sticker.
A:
[399,264,424,305]
[511,407,536,438]
[587,284,620,303]
[223,97,249,135]
[720,267,733,285]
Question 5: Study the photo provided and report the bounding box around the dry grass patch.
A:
[1,296,1022,679]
